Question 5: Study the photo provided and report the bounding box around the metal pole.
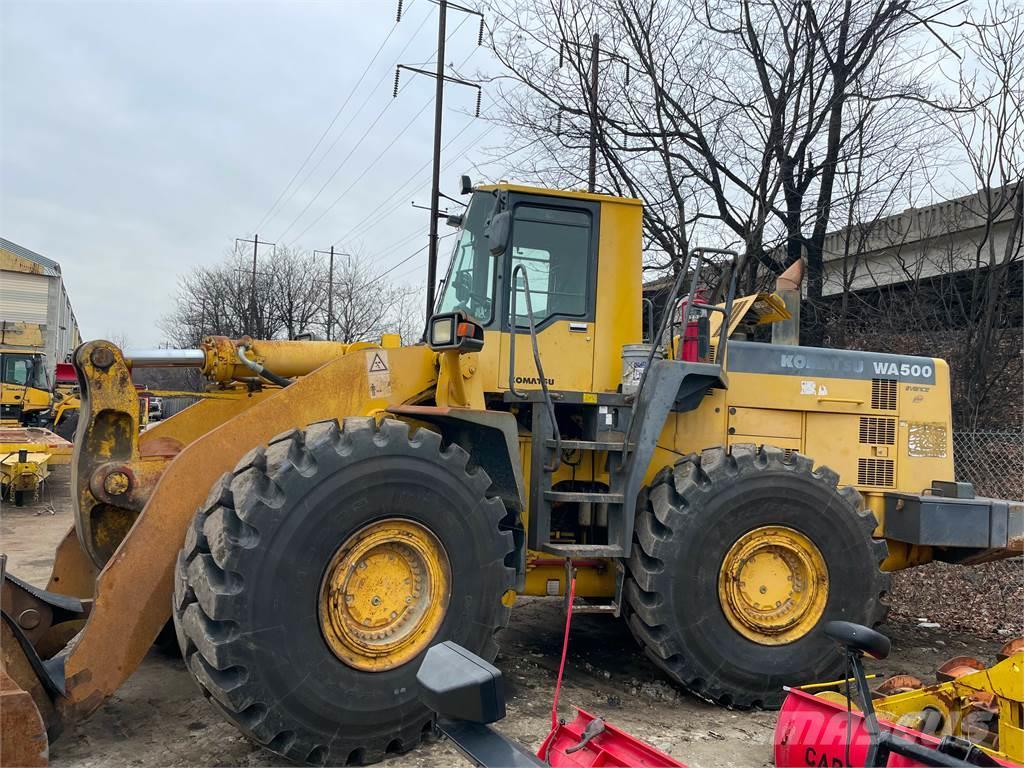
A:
[250,234,259,335]
[426,0,448,326]
[327,246,335,342]
[587,33,600,193]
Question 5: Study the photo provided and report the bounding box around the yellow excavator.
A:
[1,180,1020,767]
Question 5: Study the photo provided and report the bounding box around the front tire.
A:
[172,417,515,765]
[624,445,889,708]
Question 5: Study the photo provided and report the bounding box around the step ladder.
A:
[524,393,635,559]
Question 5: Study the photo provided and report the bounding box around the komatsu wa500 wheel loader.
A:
[2,181,1021,767]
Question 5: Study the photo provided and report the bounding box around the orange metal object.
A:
[936,655,985,682]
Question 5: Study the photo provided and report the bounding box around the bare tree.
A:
[941,3,1024,427]
[483,0,960,340]
[330,254,413,343]
[161,245,415,349]
[274,246,329,339]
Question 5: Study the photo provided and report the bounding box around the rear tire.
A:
[172,417,515,765]
[624,445,889,708]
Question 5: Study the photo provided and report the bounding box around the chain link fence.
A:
[953,430,1024,500]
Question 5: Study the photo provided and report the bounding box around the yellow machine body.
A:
[0,347,52,426]
[2,181,1018,767]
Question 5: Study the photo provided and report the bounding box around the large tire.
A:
[624,444,889,708]
[54,410,78,443]
[172,417,515,765]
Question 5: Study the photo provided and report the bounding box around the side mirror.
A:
[486,211,511,256]
[446,213,464,228]
[459,175,473,195]
[416,641,505,724]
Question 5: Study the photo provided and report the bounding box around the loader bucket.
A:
[0,638,50,767]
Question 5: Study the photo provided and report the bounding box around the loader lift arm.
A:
[1,338,438,749]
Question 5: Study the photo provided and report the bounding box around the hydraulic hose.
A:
[236,346,293,388]
[510,264,561,472]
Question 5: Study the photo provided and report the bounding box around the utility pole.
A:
[559,36,630,194]
[396,0,483,327]
[315,247,349,341]
[235,235,276,337]
[587,33,599,193]
[427,0,448,328]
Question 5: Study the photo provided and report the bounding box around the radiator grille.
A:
[858,458,895,487]
[871,378,897,410]
[859,417,896,445]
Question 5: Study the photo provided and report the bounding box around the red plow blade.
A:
[774,688,1018,768]
[538,708,686,767]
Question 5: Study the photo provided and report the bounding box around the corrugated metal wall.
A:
[0,271,49,323]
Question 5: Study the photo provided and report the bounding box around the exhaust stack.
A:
[772,258,803,346]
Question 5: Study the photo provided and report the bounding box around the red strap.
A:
[551,576,577,729]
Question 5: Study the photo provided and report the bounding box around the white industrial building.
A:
[0,237,81,380]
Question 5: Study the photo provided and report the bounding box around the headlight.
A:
[430,317,454,348]
[428,311,484,352]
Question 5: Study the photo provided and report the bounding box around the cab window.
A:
[509,205,591,327]
[437,193,496,325]
[1,354,47,389]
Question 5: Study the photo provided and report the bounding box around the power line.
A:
[252,3,420,234]
[272,7,434,229]
[331,52,492,249]
[275,12,473,244]
[365,230,457,288]
[287,93,437,247]
[334,118,493,247]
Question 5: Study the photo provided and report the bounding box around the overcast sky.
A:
[1,0,502,347]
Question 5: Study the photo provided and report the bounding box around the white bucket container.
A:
[621,344,663,394]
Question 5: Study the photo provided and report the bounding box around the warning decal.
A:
[366,350,392,398]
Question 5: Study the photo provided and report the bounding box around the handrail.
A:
[624,247,740,460]
[509,264,561,472]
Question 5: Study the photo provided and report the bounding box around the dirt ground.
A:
[3,466,1020,768]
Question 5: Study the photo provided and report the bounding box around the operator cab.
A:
[432,179,642,396]
[0,349,51,424]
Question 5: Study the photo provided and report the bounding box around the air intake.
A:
[859,417,896,445]
[871,379,897,410]
[858,458,895,487]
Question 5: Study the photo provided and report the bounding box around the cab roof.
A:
[476,183,643,207]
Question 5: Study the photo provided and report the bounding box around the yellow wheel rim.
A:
[718,525,828,645]
[319,518,451,671]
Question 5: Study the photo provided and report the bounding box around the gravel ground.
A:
[2,466,1020,768]
[889,558,1024,640]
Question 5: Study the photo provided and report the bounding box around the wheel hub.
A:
[319,519,451,671]
[718,525,828,645]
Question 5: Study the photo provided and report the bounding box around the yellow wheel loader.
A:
[2,181,1021,767]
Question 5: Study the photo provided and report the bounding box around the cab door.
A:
[497,198,598,394]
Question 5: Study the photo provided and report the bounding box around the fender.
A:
[388,404,527,586]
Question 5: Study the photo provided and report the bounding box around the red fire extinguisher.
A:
[679,289,709,362]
